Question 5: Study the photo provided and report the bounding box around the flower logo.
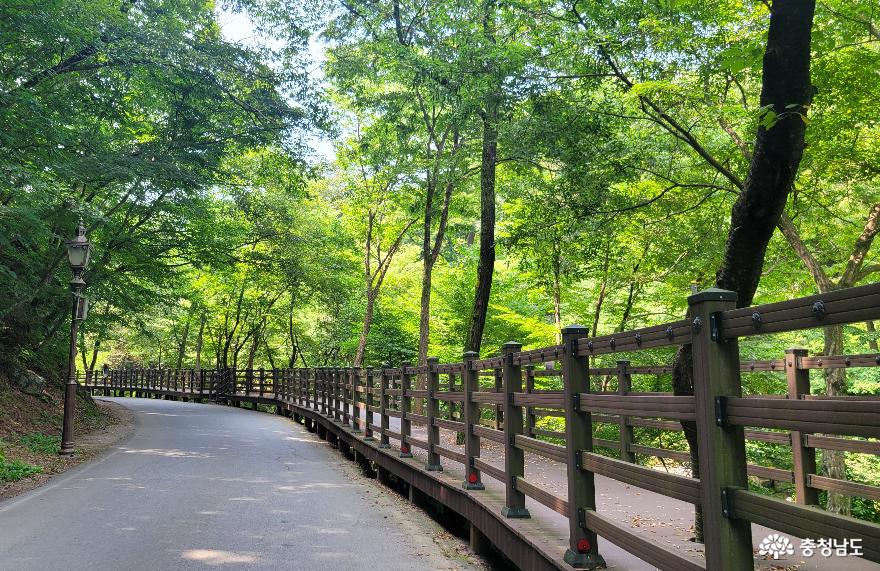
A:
[758,534,794,559]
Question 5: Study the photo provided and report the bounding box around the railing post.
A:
[328,369,334,414]
[617,360,635,463]
[364,368,375,441]
[379,364,391,448]
[342,368,351,427]
[331,368,339,420]
[337,368,344,421]
[332,368,339,419]
[524,365,535,438]
[258,367,265,397]
[351,369,361,432]
[502,341,529,518]
[462,351,484,490]
[493,368,502,430]
[448,373,456,422]
[425,357,442,471]
[320,368,326,413]
[786,348,818,505]
[312,369,319,411]
[561,325,604,569]
[399,362,413,457]
[688,288,752,570]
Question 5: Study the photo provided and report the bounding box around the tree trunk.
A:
[867,320,879,351]
[465,9,499,354]
[89,338,101,372]
[418,258,434,367]
[823,323,851,514]
[671,0,816,542]
[354,291,376,367]
[591,247,611,338]
[247,334,258,370]
[194,311,205,373]
[552,253,562,344]
[176,316,191,369]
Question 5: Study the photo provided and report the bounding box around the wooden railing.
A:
[82,283,880,570]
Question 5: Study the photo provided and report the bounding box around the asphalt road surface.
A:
[0,398,482,571]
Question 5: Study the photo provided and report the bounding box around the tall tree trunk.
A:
[418,258,434,366]
[465,5,499,354]
[194,311,205,373]
[672,0,816,542]
[552,250,563,344]
[822,322,851,514]
[591,246,611,338]
[176,316,191,369]
[418,172,436,370]
[89,339,101,372]
[288,292,298,368]
[355,291,376,367]
[867,320,879,351]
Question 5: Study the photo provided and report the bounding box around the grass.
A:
[0,441,43,483]
[18,432,61,455]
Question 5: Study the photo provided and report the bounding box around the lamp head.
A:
[65,220,91,271]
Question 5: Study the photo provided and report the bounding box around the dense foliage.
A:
[2,0,878,517]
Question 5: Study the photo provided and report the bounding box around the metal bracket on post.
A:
[577,508,587,530]
[709,311,723,342]
[574,449,583,470]
[720,487,735,519]
[571,393,580,412]
[569,337,579,356]
[714,395,728,427]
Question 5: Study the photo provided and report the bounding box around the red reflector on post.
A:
[467,472,478,484]
[576,538,591,553]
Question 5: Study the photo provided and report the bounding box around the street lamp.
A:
[60,220,91,456]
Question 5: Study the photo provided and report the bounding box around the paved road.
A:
[0,398,480,571]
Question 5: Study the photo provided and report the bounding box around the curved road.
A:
[0,398,480,571]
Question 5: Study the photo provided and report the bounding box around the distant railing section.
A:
[85,282,880,570]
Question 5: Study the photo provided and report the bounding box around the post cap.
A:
[687,287,737,305]
[462,351,479,360]
[501,341,522,352]
[784,347,809,355]
[426,356,440,363]
[561,324,589,335]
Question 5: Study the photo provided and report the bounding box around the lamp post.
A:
[60,221,91,456]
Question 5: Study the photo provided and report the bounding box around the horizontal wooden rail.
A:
[730,488,880,563]
[724,397,880,438]
[514,476,568,516]
[577,394,696,421]
[580,451,701,505]
[584,510,705,571]
[808,475,880,501]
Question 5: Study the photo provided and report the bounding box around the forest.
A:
[1,0,878,519]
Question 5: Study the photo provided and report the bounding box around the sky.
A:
[215,7,336,162]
